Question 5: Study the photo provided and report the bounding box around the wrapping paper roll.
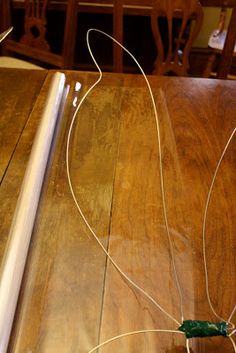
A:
[0,72,66,353]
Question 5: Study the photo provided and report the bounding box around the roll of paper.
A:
[0,72,66,353]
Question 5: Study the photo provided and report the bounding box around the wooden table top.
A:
[0,68,235,353]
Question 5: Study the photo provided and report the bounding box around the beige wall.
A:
[193,6,232,47]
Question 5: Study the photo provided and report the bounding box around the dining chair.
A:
[0,0,78,69]
[203,1,236,79]
[150,0,203,76]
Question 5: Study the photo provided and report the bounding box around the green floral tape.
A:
[178,320,228,338]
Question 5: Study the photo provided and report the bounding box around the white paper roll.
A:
[0,72,66,353]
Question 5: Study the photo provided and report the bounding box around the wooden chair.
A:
[151,0,203,76]
[204,1,236,79]
[0,0,78,69]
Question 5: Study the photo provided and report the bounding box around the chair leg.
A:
[62,0,78,69]
[113,0,123,72]
[203,52,216,78]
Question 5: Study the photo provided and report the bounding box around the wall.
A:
[193,6,232,47]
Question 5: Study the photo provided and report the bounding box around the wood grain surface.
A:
[0,69,47,182]
[0,70,235,353]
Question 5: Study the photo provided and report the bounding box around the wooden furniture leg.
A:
[203,52,217,77]
[217,1,236,79]
[61,0,78,69]
[113,0,123,72]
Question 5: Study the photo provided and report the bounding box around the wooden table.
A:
[0,68,235,353]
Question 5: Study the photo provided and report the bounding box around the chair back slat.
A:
[217,0,236,78]
[20,0,50,51]
[151,0,203,76]
[0,0,78,69]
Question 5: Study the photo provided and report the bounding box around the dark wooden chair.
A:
[150,0,203,76]
[0,0,78,69]
[204,1,236,79]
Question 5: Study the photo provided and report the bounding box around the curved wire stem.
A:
[229,335,236,353]
[66,28,182,326]
[186,339,191,353]
[229,329,236,337]
[88,28,184,321]
[228,305,236,326]
[87,329,185,353]
[202,127,235,324]
[66,28,235,353]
